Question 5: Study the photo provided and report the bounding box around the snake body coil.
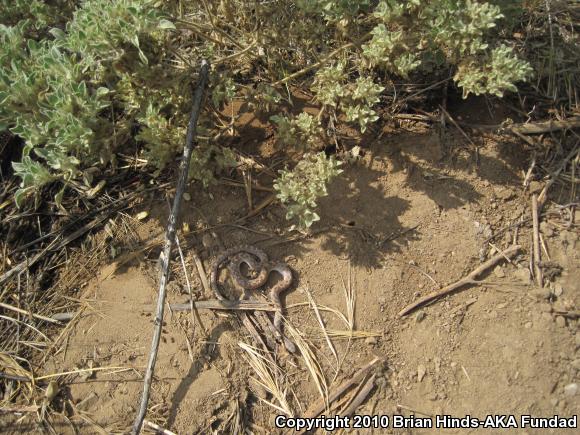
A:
[210,245,292,341]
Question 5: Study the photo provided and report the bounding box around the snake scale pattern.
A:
[210,245,292,340]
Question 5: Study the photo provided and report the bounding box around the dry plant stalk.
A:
[312,330,380,340]
[144,420,177,435]
[340,262,356,332]
[238,342,293,417]
[531,195,543,287]
[304,287,339,371]
[339,373,376,417]
[284,321,329,410]
[0,353,33,404]
[288,302,350,328]
[399,245,521,316]
[305,357,381,418]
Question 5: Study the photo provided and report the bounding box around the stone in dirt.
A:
[493,266,506,278]
[553,283,563,297]
[529,181,542,194]
[563,383,578,397]
[514,267,531,283]
[555,316,566,328]
[417,364,427,382]
[495,188,514,201]
[365,336,378,345]
[540,221,554,237]
[201,233,214,249]
[530,288,552,301]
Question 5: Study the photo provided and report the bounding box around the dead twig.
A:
[538,143,579,207]
[0,302,61,325]
[531,195,543,287]
[0,405,40,413]
[144,420,177,435]
[398,245,521,316]
[174,230,208,340]
[305,357,381,419]
[339,373,376,417]
[272,31,373,86]
[553,310,580,319]
[151,300,276,312]
[511,116,580,135]
[132,59,209,435]
[459,116,580,134]
[1,200,129,286]
[439,105,476,147]
[51,300,276,323]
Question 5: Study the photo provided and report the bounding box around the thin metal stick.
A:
[131,60,210,435]
[532,194,543,287]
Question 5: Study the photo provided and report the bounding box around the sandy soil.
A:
[15,101,578,434]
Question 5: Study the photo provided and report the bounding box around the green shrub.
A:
[312,64,384,132]
[0,1,186,204]
[271,113,323,151]
[455,44,533,97]
[0,0,536,229]
[274,152,343,230]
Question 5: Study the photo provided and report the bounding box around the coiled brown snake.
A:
[210,245,293,350]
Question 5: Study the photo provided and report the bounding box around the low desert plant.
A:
[274,152,343,230]
[0,0,542,229]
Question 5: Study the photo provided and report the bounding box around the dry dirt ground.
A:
[10,101,578,434]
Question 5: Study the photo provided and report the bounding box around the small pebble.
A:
[514,268,531,283]
[553,283,563,297]
[524,321,533,329]
[415,311,426,323]
[201,233,213,249]
[434,357,441,373]
[417,364,426,382]
[538,302,552,313]
[493,266,506,278]
[495,188,514,201]
[530,288,552,301]
[365,336,378,346]
[529,181,542,194]
[183,192,191,201]
[563,383,578,397]
[540,221,554,237]
[555,316,567,328]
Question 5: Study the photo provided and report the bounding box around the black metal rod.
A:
[131,59,210,435]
